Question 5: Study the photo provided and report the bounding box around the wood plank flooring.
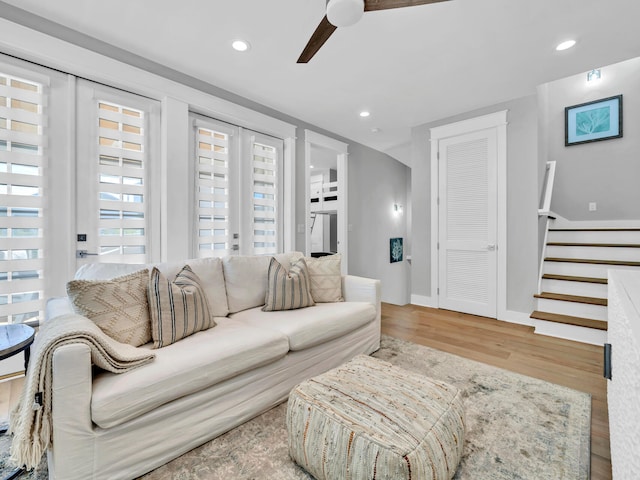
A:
[0,304,611,478]
[381,302,611,480]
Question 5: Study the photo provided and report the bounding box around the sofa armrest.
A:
[49,343,95,480]
[342,275,381,306]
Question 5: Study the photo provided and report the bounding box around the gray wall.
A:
[348,144,410,305]
[410,95,538,314]
[541,56,640,220]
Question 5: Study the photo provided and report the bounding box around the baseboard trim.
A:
[410,294,437,308]
[498,310,534,327]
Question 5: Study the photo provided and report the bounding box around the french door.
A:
[192,114,283,257]
[438,128,498,318]
[75,80,160,269]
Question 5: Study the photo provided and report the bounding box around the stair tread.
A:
[530,310,608,331]
[545,257,640,267]
[541,273,608,284]
[547,242,640,248]
[549,228,640,232]
[534,291,607,306]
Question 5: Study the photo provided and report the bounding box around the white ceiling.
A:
[4,0,640,165]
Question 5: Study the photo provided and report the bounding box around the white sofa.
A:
[44,253,381,480]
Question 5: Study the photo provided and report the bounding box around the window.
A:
[76,80,159,264]
[0,71,46,325]
[192,115,283,257]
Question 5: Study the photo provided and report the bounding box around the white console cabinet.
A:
[607,270,640,479]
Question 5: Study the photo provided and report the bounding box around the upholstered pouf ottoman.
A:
[286,355,465,480]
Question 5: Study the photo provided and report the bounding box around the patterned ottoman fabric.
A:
[286,355,465,480]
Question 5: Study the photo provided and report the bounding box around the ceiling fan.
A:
[298,0,451,63]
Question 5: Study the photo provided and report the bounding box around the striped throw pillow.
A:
[148,265,216,348]
[263,257,315,312]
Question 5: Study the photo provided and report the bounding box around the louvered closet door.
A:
[76,80,160,267]
[438,128,497,317]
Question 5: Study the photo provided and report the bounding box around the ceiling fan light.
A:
[327,0,365,27]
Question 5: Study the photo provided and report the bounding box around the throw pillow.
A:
[148,265,216,348]
[66,269,152,347]
[305,254,344,303]
[263,257,315,312]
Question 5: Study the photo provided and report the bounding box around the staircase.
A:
[531,226,640,345]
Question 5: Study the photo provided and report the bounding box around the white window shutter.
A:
[0,72,46,325]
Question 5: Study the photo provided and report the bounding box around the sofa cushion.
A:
[223,252,303,313]
[74,257,230,317]
[148,265,216,348]
[231,301,376,351]
[66,269,152,347]
[305,254,344,303]
[91,318,289,429]
[263,257,315,312]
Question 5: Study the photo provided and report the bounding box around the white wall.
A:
[540,56,640,221]
[410,95,539,315]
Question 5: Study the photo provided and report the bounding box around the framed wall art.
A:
[565,94,622,146]
[390,237,403,263]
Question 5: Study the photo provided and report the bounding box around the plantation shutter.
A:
[0,71,46,325]
[192,117,236,257]
[247,132,283,255]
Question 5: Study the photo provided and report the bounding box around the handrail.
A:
[537,161,557,294]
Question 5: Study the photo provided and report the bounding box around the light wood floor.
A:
[0,304,611,478]
[382,302,611,479]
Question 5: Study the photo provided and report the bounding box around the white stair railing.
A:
[537,161,557,294]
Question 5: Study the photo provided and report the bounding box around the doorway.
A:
[430,111,507,318]
[304,130,348,274]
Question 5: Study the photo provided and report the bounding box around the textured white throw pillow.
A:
[305,254,344,303]
[148,265,216,348]
[67,269,152,347]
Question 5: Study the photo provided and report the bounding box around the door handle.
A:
[76,250,99,259]
[487,244,496,251]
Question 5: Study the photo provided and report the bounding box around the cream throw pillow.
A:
[263,257,315,312]
[148,265,216,348]
[305,254,344,303]
[66,269,152,347]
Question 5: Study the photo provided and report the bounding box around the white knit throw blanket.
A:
[8,314,156,470]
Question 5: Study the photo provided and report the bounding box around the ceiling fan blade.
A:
[297,16,338,63]
[364,0,450,12]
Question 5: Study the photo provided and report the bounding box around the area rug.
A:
[0,335,591,479]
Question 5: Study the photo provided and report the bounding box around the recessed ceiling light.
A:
[359,111,370,118]
[556,40,576,51]
[371,127,381,133]
[232,40,250,52]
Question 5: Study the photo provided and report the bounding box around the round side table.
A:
[0,324,35,372]
[0,324,35,480]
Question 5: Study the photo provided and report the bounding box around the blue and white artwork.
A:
[390,237,403,263]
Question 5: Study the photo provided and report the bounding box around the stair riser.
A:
[548,230,640,243]
[543,261,640,278]
[536,298,607,321]
[546,245,640,262]
[541,279,607,298]
[533,319,607,346]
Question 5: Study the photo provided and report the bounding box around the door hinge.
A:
[437,197,440,206]
[437,287,440,295]
[437,242,440,250]
[437,151,440,160]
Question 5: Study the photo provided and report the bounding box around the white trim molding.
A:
[410,294,438,308]
[304,129,349,274]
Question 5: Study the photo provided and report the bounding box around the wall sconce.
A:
[393,203,403,216]
[587,69,601,83]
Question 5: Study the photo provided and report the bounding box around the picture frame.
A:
[390,237,403,263]
[565,95,622,146]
